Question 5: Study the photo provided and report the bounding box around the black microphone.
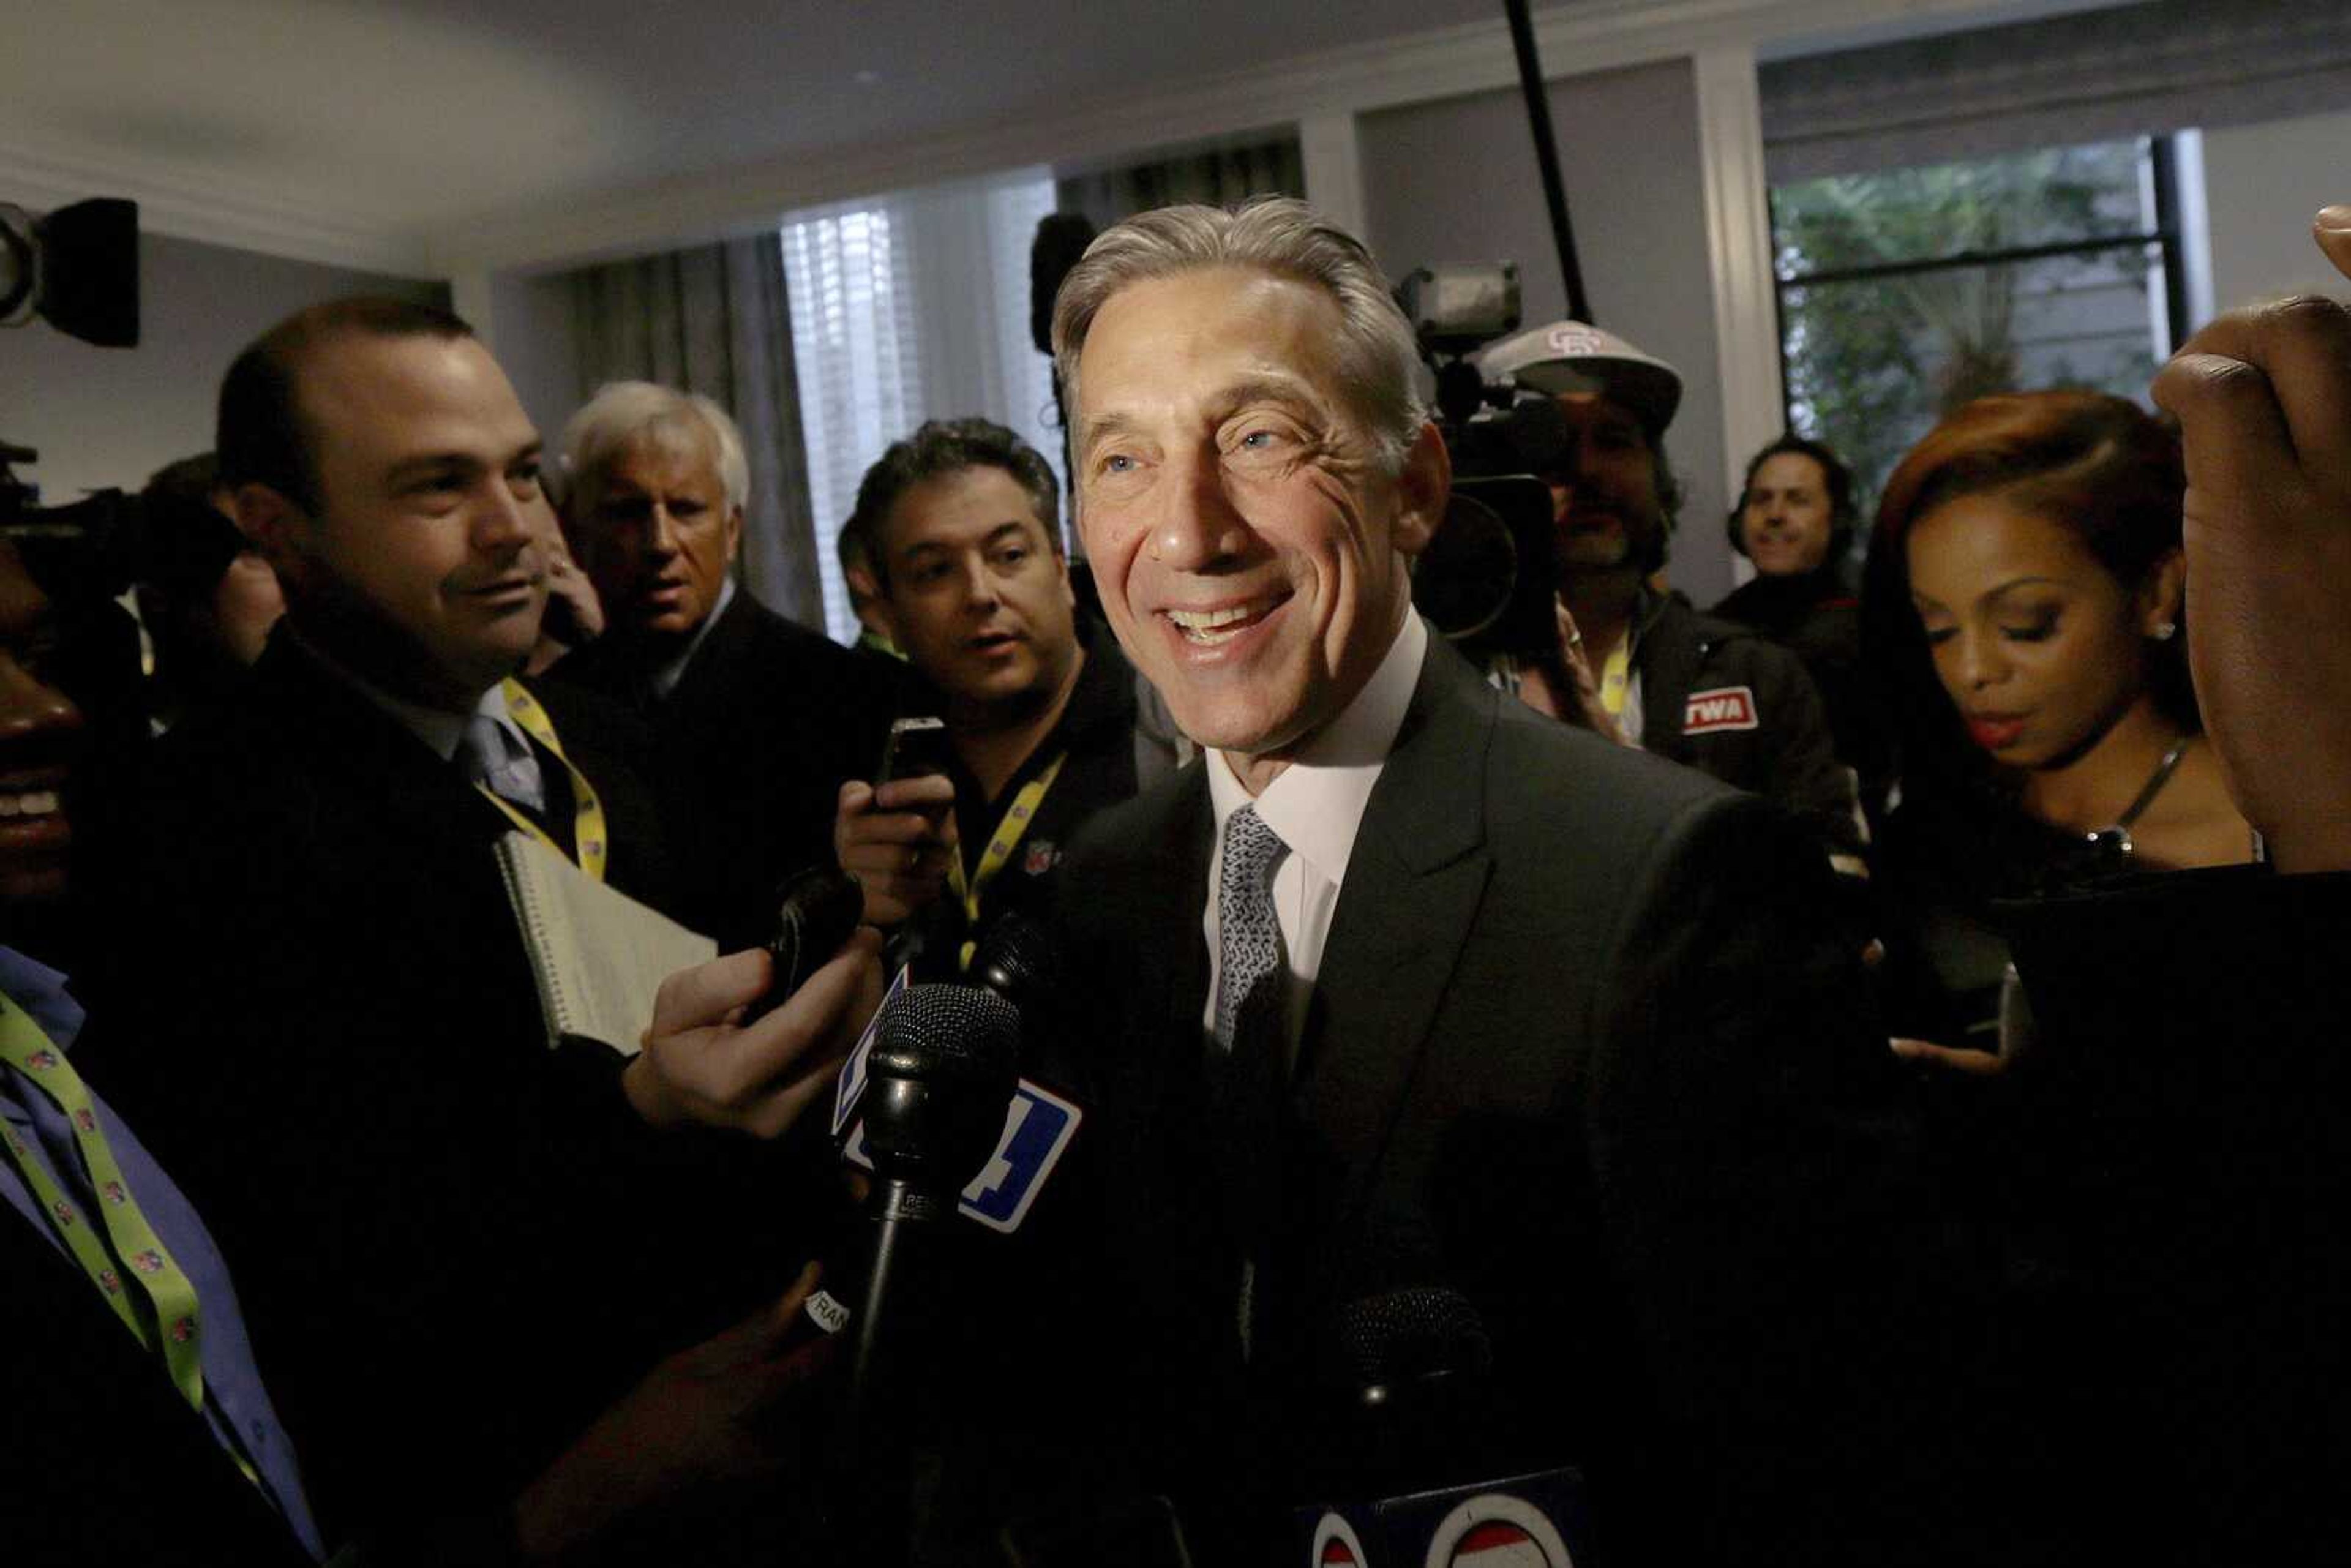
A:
[1291,1286,1591,1566]
[844,983,1022,1440]
[744,864,865,1023]
[969,910,1060,1018]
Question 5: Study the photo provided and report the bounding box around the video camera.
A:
[2,196,144,600]
[0,443,139,605]
[1395,263,1565,660]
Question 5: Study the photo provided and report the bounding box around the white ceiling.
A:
[2,0,1533,269]
[1,0,2129,277]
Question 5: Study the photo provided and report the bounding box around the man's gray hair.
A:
[1049,197,1426,469]
[559,381,750,516]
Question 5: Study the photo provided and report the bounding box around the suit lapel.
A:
[1294,642,1494,1233]
[258,637,520,858]
[660,588,758,734]
[1106,767,1213,1153]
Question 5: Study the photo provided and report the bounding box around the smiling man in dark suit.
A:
[1025,200,1990,1565]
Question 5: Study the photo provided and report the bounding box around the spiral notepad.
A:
[492,831,716,1056]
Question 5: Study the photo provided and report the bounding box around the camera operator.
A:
[1474,320,1867,878]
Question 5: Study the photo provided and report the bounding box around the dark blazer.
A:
[1034,634,1995,1565]
[551,590,899,945]
[0,1214,313,1566]
[76,631,790,1542]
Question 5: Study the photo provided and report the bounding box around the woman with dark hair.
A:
[1712,433,1884,799]
[1864,390,2253,1048]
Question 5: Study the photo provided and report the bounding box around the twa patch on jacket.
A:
[1682,685,1760,734]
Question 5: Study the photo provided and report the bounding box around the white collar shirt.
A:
[1202,611,1428,1061]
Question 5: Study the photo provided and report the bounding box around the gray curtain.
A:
[1761,0,2351,183]
[565,233,824,629]
[1056,136,1306,231]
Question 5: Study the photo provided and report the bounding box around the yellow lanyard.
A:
[0,995,207,1412]
[945,751,1067,972]
[483,678,609,883]
[1597,640,1632,718]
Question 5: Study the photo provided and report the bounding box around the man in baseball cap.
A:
[1475,320,1865,877]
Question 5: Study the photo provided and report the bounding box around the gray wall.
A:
[0,231,441,505]
[1359,57,1736,607]
[2200,107,2351,315]
[485,269,585,460]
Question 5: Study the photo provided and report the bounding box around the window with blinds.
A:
[781,171,1065,643]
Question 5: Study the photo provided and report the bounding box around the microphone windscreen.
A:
[1325,1285,1494,1405]
[873,983,1021,1082]
[970,913,1060,1014]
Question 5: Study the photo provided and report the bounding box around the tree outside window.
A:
[1772,138,2183,527]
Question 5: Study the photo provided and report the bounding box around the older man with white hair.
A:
[552,382,895,943]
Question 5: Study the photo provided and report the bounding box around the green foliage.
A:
[1772,141,2159,512]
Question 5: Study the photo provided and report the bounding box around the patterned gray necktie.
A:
[1215,802,1291,1360]
[1215,804,1289,1057]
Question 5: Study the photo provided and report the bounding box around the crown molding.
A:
[0,135,433,278]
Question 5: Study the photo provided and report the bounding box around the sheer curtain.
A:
[1055,137,1305,233]
[564,233,825,628]
[782,170,1062,642]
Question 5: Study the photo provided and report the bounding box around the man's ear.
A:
[231,482,308,591]
[1390,421,1452,560]
[844,562,895,640]
[723,503,745,567]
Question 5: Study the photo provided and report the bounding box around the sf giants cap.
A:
[1475,319,1683,438]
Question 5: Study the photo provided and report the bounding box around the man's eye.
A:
[1100,452,1136,475]
[509,463,542,495]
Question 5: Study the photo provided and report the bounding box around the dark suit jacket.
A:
[0,1213,313,1566]
[1032,635,1995,1565]
[551,590,898,945]
[76,632,792,1543]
